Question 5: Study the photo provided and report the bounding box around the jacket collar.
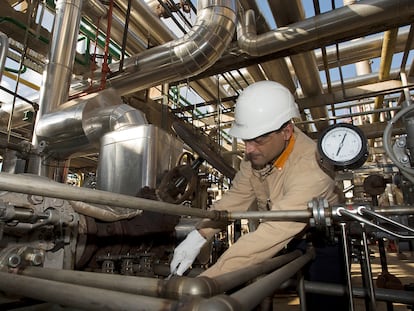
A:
[273,133,296,170]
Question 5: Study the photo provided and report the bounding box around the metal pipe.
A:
[30,0,84,175]
[19,266,162,297]
[0,172,222,220]
[228,210,311,222]
[0,272,177,311]
[213,250,302,293]
[237,0,414,58]
[361,223,377,311]
[340,222,356,311]
[229,251,314,311]
[107,0,237,95]
[34,88,147,158]
[0,31,8,81]
[303,281,414,305]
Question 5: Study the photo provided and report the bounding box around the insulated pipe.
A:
[34,88,148,158]
[314,29,412,70]
[0,31,8,81]
[0,272,178,311]
[107,0,237,96]
[237,0,414,57]
[34,0,83,116]
[30,0,84,175]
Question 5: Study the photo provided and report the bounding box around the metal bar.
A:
[0,272,177,311]
[212,250,302,293]
[303,281,414,305]
[0,172,220,220]
[361,223,377,311]
[230,251,314,310]
[0,31,8,81]
[228,210,311,221]
[337,209,414,239]
[340,222,355,311]
[19,266,162,297]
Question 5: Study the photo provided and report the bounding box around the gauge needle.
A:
[336,133,347,156]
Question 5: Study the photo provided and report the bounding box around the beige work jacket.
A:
[201,127,338,278]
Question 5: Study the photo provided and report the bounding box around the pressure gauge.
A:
[317,123,368,170]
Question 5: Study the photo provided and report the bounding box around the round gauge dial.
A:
[317,123,368,169]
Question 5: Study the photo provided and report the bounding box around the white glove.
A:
[170,230,206,276]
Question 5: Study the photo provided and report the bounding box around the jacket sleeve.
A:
[201,149,337,278]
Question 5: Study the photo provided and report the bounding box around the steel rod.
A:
[230,251,314,311]
[0,272,177,311]
[361,223,377,311]
[0,172,219,219]
[19,266,162,297]
[212,250,302,292]
[303,281,414,305]
[228,210,311,221]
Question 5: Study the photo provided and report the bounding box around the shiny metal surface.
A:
[0,31,7,81]
[35,88,147,158]
[97,124,183,195]
[107,0,237,95]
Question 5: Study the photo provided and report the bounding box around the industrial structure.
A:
[0,0,413,310]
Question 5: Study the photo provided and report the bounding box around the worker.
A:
[170,80,339,280]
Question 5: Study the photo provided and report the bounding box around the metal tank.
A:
[97,124,183,196]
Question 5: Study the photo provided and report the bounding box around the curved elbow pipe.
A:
[107,0,237,96]
[35,88,147,158]
[237,0,414,57]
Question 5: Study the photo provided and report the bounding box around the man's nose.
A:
[245,141,258,153]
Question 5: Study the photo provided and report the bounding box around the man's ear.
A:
[282,122,294,140]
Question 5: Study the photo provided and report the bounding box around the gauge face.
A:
[317,123,368,169]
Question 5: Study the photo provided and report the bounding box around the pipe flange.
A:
[308,197,331,228]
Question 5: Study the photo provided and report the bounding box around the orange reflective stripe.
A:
[273,134,296,170]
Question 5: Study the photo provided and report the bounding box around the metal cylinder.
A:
[0,172,221,220]
[20,266,162,297]
[0,271,177,310]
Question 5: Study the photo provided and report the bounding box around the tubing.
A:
[0,172,221,220]
[212,250,302,293]
[229,251,313,310]
[0,31,8,81]
[19,266,162,297]
[0,272,177,311]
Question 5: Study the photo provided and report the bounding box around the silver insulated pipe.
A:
[107,0,237,96]
[35,88,148,159]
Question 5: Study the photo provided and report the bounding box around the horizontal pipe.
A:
[19,266,162,297]
[228,210,311,221]
[0,272,177,311]
[303,281,414,305]
[0,172,222,220]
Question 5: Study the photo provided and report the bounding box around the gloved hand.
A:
[170,230,206,276]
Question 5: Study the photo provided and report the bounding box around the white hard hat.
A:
[229,80,300,140]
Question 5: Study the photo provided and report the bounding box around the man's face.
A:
[243,123,293,169]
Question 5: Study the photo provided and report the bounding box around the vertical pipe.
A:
[0,31,8,81]
[340,222,355,311]
[30,0,84,176]
[361,223,377,311]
